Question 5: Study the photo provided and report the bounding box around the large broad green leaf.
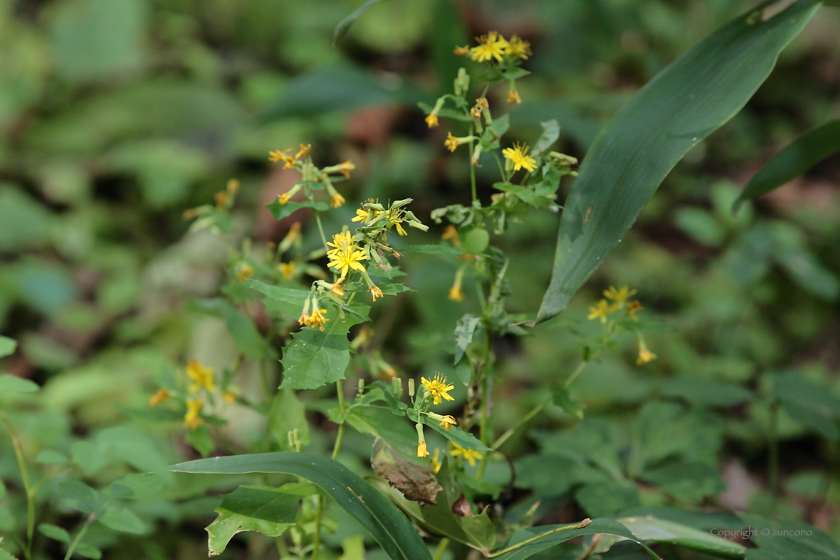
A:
[492,518,660,560]
[619,516,746,559]
[281,306,368,390]
[739,513,840,560]
[206,484,313,555]
[171,452,432,560]
[733,119,840,212]
[537,0,822,322]
[771,371,840,441]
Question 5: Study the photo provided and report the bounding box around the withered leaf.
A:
[371,438,442,507]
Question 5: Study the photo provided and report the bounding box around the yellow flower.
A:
[507,88,521,104]
[627,300,643,321]
[269,149,292,164]
[295,144,311,160]
[445,132,459,152]
[425,114,439,128]
[637,347,657,365]
[186,360,215,393]
[421,373,455,405]
[327,232,367,278]
[450,443,483,467]
[214,190,229,209]
[278,193,292,205]
[149,389,170,407]
[449,286,464,302]
[370,285,384,301]
[338,160,356,179]
[327,277,346,298]
[604,286,637,305]
[505,35,531,59]
[330,192,346,208]
[352,207,371,223]
[442,225,460,245]
[431,448,442,473]
[470,31,508,63]
[221,390,236,403]
[236,263,253,283]
[305,307,329,331]
[454,45,470,56]
[439,415,457,431]
[587,299,612,324]
[417,441,429,458]
[287,222,301,241]
[279,262,296,280]
[184,398,203,429]
[502,142,537,173]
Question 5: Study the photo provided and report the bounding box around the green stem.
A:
[487,519,591,558]
[492,399,550,450]
[491,150,507,182]
[315,213,329,252]
[476,333,492,479]
[563,360,589,389]
[432,538,450,560]
[63,513,96,560]
[0,408,34,560]
[769,399,779,506]
[468,129,477,203]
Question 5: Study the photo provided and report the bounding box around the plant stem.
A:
[769,399,779,506]
[63,513,96,560]
[492,399,550,450]
[487,519,591,558]
[432,538,450,560]
[563,360,589,388]
[0,408,35,560]
[476,332,492,479]
[468,127,477,203]
[315,212,329,252]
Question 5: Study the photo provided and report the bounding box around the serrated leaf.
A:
[734,119,840,212]
[266,199,330,222]
[280,309,367,390]
[454,314,480,365]
[537,0,821,322]
[172,452,432,560]
[207,485,305,555]
[0,550,19,560]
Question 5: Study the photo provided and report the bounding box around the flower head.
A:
[149,389,170,407]
[470,31,508,63]
[425,114,439,128]
[184,398,203,429]
[445,132,459,152]
[449,286,464,302]
[295,144,311,160]
[370,285,384,301]
[327,277,345,298]
[505,35,531,59]
[439,415,457,431]
[279,262,296,280]
[352,207,372,223]
[417,441,429,458]
[327,232,368,278]
[186,360,215,393]
[450,443,483,467]
[269,149,294,166]
[502,142,537,173]
[221,390,236,403]
[431,448,442,472]
[305,306,329,331]
[454,45,470,56]
[421,373,455,405]
[507,88,522,104]
[236,263,254,283]
[637,337,657,365]
[330,192,346,208]
[278,193,292,205]
[337,160,355,179]
[604,286,637,305]
[587,299,612,324]
[627,300,643,321]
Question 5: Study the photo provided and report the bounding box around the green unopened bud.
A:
[454,68,470,97]
[391,198,412,209]
[392,377,403,397]
[408,378,415,398]
[358,378,365,391]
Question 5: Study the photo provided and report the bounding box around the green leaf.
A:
[376,459,495,553]
[733,119,840,212]
[537,0,821,322]
[185,425,216,457]
[346,405,418,460]
[207,484,308,555]
[98,504,146,534]
[334,0,384,44]
[494,182,555,208]
[619,516,746,559]
[57,480,101,514]
[552,386,584,419]
[575,481,640,517]
[454,314,480,365]
[0,374,40,395]
[657,378,753,407]
[739,513,840,559]
[772,372,840,441]
[281,308,367,390]
[71,441,111,476]
[532,120,561,156]
[638,460,726,502]
[172,452,432,560]
[35,449,69,466]
[0,336,16,358]
[193,298,267,360]
[0,551,18,560]
[493,518,660,560]
[266,199,330,222]
[109,473,165,500]
[423,418,491,452]
[39,523,71,543]
[269,389,311,451]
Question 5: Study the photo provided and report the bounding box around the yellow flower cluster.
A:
[268,144,354,209]
[587,286,656,365]
[149,360,238,430]
[502,142,537,173]
[459,32,532,63]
